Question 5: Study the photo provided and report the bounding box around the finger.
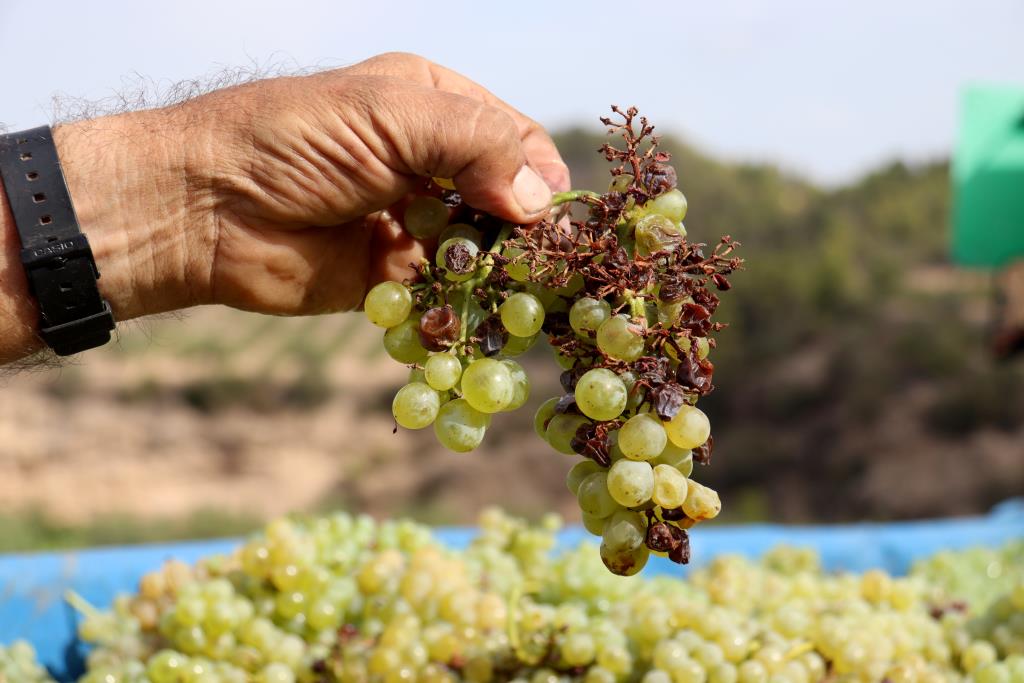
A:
[366,209,428,289]
[346,80,553,223]
[346,53,571,192]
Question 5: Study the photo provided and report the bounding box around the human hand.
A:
[51,52,570,324]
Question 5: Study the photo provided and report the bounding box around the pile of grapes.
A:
[364,107,742,576]
[6,509,1023,683]
[0,641,55,683]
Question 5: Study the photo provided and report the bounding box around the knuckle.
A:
[371,51,429,70]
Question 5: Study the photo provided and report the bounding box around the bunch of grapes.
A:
[0,641,54,683]
[363,107,742,576]
[34,510,1024,683]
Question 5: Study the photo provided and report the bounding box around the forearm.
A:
[0,111,213,364]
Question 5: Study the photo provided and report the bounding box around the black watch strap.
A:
[0,126,114,355]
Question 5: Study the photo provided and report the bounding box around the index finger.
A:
[346,53,571,193]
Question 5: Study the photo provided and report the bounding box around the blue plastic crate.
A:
[2,500,1021,682]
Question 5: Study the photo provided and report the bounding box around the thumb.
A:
[367,83,554,223]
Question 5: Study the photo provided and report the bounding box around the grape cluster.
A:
[364,107,742,575]
[25,510,1024,683]
[0,641,54,683]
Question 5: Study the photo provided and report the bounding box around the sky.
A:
[1,0,1021,185]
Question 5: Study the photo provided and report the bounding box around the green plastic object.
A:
[953,84,1024,267]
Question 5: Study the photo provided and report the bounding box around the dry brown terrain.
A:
[0,307,577,527]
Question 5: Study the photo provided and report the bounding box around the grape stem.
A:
[64,590,101,619]
[551,190,601,207]
[625,291,647,322]
[490,222,515,255]
[459,282,472,344]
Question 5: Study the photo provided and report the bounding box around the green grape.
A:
[738,660,769,683]
[175,594,205,626]
[608,433,626,461]
[435,237,479,282]
[654,442,694,477]
[524,280,561,308]
[682,480,721,521]
[501,359,530,411]
[308,598,340,630]
[609,173,634,193]
[438,222,482,246]
[566,460,603,495]
[974,664,1011,683]
[433,398,490,452]
[570,297,612,336]
[561,632,597,666]
[581,511,608,536]
[600,539,650,576]
[596,315,645,361]
[503,246,532,282]
[424,353,462,391]
[257,662,297,683]
[364,281,413,329]
[503,332,538,356]
[546,414,591,455]
[498,293,544,339]
[147,650,187,682]
[653,641,688,671]
[392,382,441,430]
[587,666,620,683]
[575,368,628,421]
[696,336,711,360]
[460,358,513,413]
[404,196,450,239]
[607,459,655,508]
[383,319,429,364]
[576,472,620,518]
[620,370,644,410]
[663,405,711,449]
[534,397,560,440]
[635,214,684,257]
[554,272,585,297]
[693,642,725,669]
[552,345,577,369]
[647,188,688,223]
[657,299,683,325]
[602,509,647,551]
[963,641,999,672]
[673,658,708,683]
[652,464,689,510]
[618,414,668,460]
[643,671,674,683]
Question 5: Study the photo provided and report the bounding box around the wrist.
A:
[0,187,44,360]
[53,111,216,321]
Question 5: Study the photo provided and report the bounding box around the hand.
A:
[51,52,570,323]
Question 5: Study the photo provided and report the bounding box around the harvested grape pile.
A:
[364,107,742,576]
[4,510,1023,683]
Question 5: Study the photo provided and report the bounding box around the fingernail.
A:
[538,161,571,193]
[513,165,552,215]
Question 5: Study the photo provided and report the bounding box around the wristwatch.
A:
[0,126,115,355]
